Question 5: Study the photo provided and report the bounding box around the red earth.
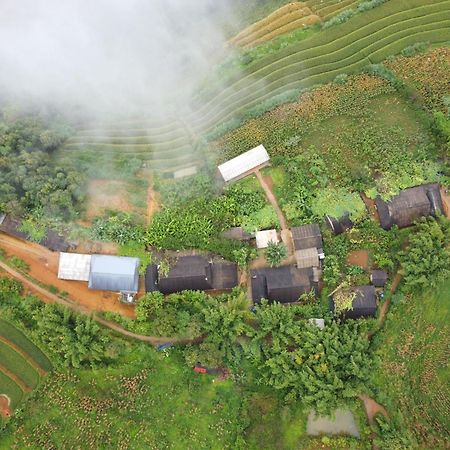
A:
[0,395,11,418]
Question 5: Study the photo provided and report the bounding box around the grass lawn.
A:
[372,277,450,447]
[0,341,39,390]
[0,344,245,450]
[0,319,52,373]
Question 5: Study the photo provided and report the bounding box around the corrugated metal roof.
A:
[58,253,91,281]
[89,255,139,293]
[218,144,270,182]
[295,248,319,269]
[255,229,278,249]
[291,224,323,250]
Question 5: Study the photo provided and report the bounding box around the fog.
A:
[0,0,239,119]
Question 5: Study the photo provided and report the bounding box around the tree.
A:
[399,217,450,292]
[265,241,287,267]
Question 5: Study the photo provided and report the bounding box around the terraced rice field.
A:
[190,0,450,132]
[64,0,450,173]
[0,319,52,414]
[228,2,320,48]
[306,0,360,20]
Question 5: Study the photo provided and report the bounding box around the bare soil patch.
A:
[0,233,135,318]
[359,394,389,426]
[0,394,11,418]
[440,187,450,219]
[146,185,160,224]
[347,249,370,270]
[85,179,141,222]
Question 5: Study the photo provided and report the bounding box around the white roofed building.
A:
[58,253,92,281]
[217,144,270,183]
[255,229,279,249]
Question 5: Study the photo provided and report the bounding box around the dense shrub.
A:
[91,212,145,245]
[322,9,355,30]
[400,41,429,57]
[399,217,450,293]
[357,0,388,13]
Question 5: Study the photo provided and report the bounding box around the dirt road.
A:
[0,257,193,347]
[254,169,294,256]
[0,233,135,318]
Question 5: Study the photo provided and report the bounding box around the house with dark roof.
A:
[148,255,238,295]
[324,213,353,235]
[88,255,140,300]
[291,224,323,269]
[291,224,323,251]
[251,266,314,304]
[370,270,388,288]
[375,183,443,230]
[0,214,71,252]
[329,285,377,319]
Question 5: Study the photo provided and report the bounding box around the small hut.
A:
[370,270,388,288]
[329,285,377,319]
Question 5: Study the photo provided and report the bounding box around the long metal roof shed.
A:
[218,144,270,183]
[58,253,91,281]
[88,255,139,293]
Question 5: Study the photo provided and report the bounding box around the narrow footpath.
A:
[254,169,294,256]
[0,259,193,347]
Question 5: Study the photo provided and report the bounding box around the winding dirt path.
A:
[0,365,31,393]
[254,169,294,256]
[0,336,47,377]
[0,233,135,318]
[0,257,198,347]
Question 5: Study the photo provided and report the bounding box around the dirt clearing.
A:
[347,249,370,270]
[0,233,135,318]
[85,179,144,222]
[0,394,11,418]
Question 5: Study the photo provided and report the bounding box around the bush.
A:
[399,217,450,293]
[333,73,349,85]
[91,212,145,245]
[265,241,287,267]
[400,41,429,57]
[322,9,355,30]
[357,0,388,13]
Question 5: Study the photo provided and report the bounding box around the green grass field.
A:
[0,319,52,373]
[372,278,450,447]
[0,345,245,450]
[0,342,39,390]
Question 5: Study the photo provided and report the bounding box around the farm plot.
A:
[60,115,198,177]
[227,2,321,49]
[0,319,52,415]
[372,278,450,447]
[386,46,450,113]
[0,345,244,450]
[192,0,450,133]
[212,73,441,202]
